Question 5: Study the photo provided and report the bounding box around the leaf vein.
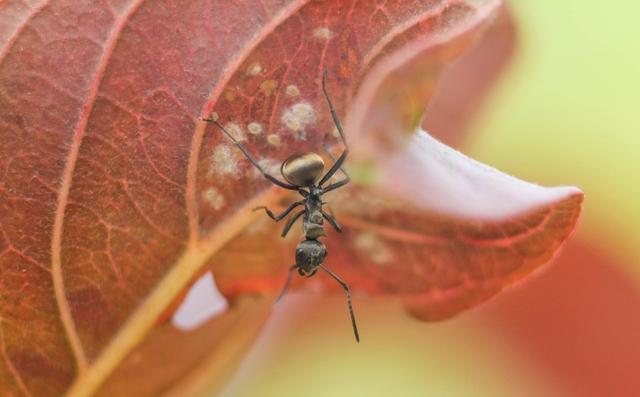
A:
[50,0,148,377]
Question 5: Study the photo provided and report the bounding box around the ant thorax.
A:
[303,195,325,239]
[308,185,323,196]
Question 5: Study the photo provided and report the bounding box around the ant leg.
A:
[253,200,304,222]
[321,135,350,193]
[318,71,349,187]
[322,134,351,180]
[319,264,360,343]
[321,208,342,233]
[321,134,351,193]
[325,203,340,222]
[318,135,348,186]
[320,138,346,232]
[281,209,305,238]
[275,264,298,304]
[322,131,346,170]
[201,117,298,191]
[323,176,350,194]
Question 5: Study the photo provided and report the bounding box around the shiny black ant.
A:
[202,71,359,342]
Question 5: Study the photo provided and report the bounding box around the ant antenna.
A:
[321,69,348,148]
[320,264,360,343]
[200,116,263,171]
[200,115,298,190]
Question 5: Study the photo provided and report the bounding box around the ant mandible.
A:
[202,70,359,342]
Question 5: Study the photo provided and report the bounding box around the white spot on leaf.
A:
[282,102,317,137]
[267,134,281,147]
[248,122,263,135]
[224,90,236,102]
[260,79,278,96]
[243,215,271,236]
[250,158,281,179]
[286,84,300,97]
[225,123,245,141]
[246,61,263,76]
[202,187,226,210]
[314,27,334,40]
[208,145,240,178]
[354,231,393,265]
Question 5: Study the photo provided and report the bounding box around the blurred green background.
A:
[218,1,640,396]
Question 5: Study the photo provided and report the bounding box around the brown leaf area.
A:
[0,0,512,396]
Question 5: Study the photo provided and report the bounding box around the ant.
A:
[202,71,359,342]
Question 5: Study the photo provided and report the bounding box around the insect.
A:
[202,71,359,342]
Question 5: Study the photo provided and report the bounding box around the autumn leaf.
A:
[0,1,581,396]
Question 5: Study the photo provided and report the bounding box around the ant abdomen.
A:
[295,239,327,277]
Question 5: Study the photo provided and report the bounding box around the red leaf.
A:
[0,0,581,396]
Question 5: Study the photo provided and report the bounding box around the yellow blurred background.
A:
[218,1,640,396]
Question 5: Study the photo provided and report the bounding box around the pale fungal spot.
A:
[286,84,300,97]
[313,27,334,40]
[282,102,317,133]
[225,122,245,141]
[260,158,282,176]
[250,158,281,179]
[248,122,263,135]
[243,215,271,236]
[208,111,219,121]
[224,90,236,102]
[208,144,240,178]
[332,126,340,138]
[202,187,226,210]
[330,184,389,216]
[371,246,393,266]
[285,118,300,131]
[353,231,393,265]
[267,134,281,147]
[259,79,278,96]
[246,61,263,76]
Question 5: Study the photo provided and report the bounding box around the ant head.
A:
[295,239,327,276]
[281,152,325,187]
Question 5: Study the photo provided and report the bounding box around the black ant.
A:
[201,71,359,342]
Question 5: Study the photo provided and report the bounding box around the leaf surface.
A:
[0,0,582,396]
